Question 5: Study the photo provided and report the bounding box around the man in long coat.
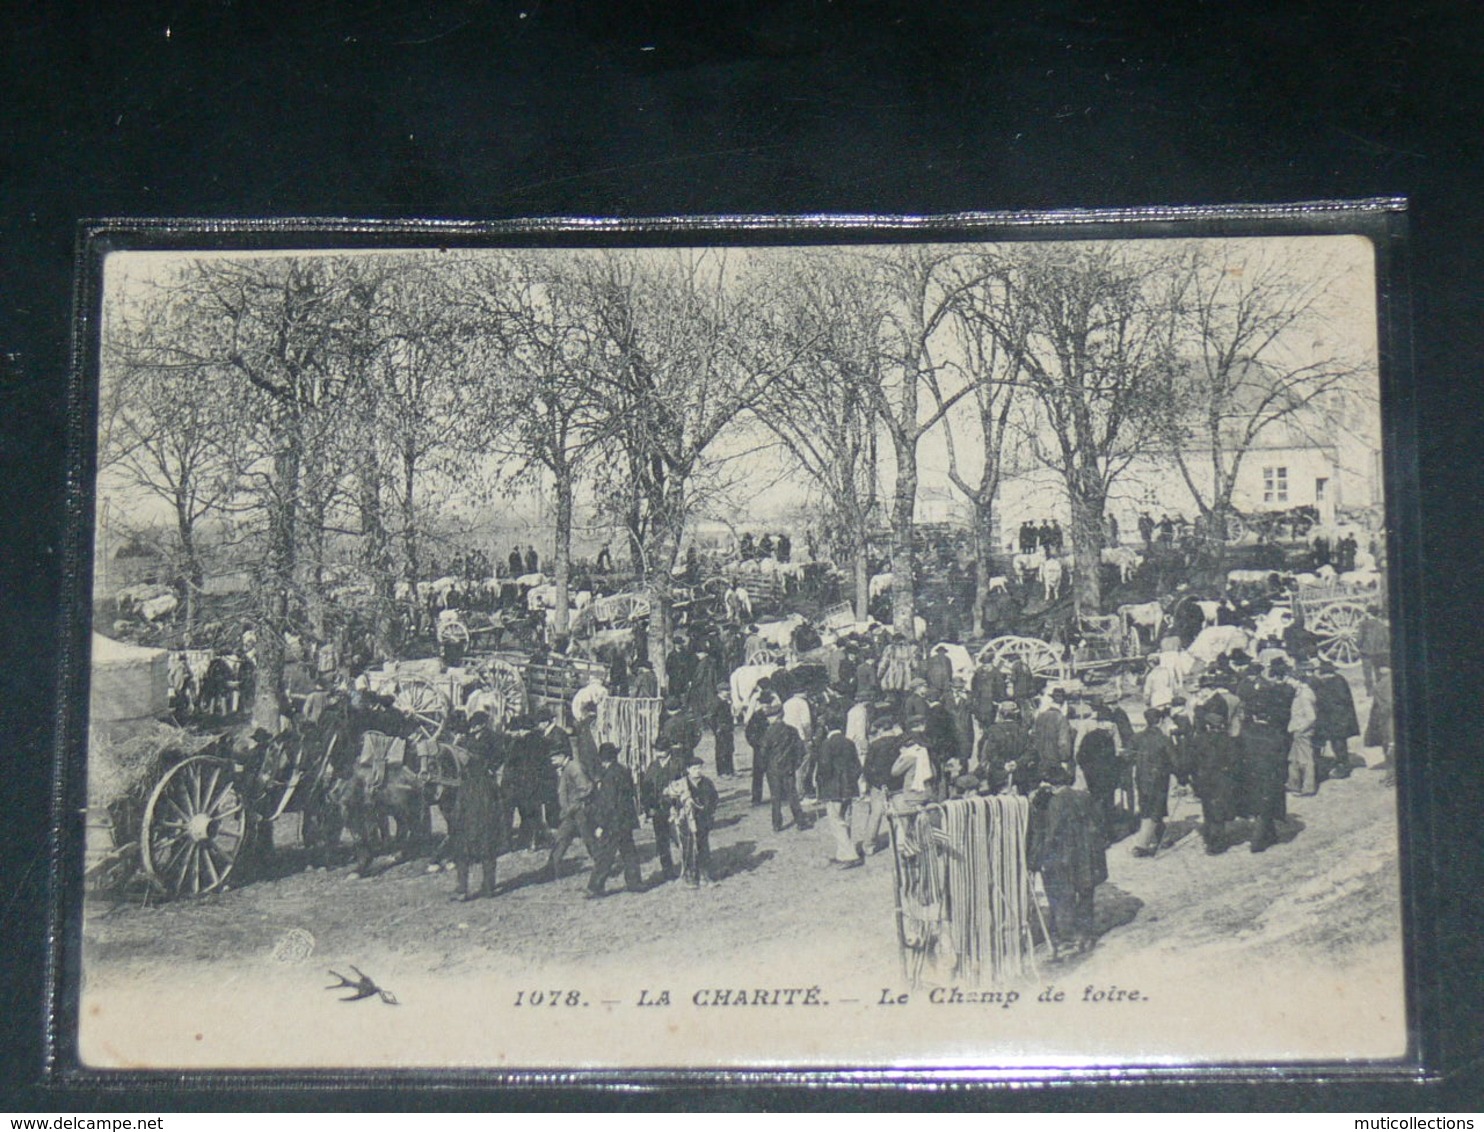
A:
[1031,688,1074,779]
[1188,696,1240,855]
[1235,661,1294,853]
[1027,763,1107,959]
[586,743,644,897]
[760,710,811,833]
[1130,707,1177,857]
[814,711,864,866]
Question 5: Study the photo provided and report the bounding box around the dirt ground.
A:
[79,678,1409,1069]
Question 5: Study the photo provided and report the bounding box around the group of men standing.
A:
[1018,520,1065,555]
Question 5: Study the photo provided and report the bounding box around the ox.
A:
[1118,601,1165,650]
[1100,546,1143,583]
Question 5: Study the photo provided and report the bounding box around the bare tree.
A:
[929,262,1027,635]
[454,251,613,639]
[185,256,370,729]
[581,249,803,686]
[976,244,1179,614]
[866,247,977,632]
[99,276,254,636]
[754,250,883,620]
[1157,244,1365,543]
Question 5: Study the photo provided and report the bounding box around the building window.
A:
[1263,466,1289,504]
[1315,477,1328,503]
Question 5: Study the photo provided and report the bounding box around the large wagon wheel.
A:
[976,635,1071,682]
[473,658,527,722]
[395,676,450,738]
[437,619,471,647]
[1311,598,1368,668]
[1225,513,1247,543]
[141,754,249,897]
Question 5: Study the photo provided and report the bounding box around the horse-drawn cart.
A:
[87,634,348,900]
[1292,581,1376,669]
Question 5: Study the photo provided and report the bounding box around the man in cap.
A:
[1130,707,1178,857]
[815,708,864,866]
[657,695,700,760]
[586,743,645,898]
[760,702,812,833]
[1356,604,1391,696]
[664,756,720,887]
[854,713,904,854]
[708,680,737,778]
[641,741,691,882]
[546,735,599,880]
[1237,658,1296,853]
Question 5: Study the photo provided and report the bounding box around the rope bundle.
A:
[889,795,1038,987]
[597,695,663,775]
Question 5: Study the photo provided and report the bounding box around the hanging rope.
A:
[889,795,1038,988]
[597,695,662,776]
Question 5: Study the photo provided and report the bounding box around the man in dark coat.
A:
[925,645,954,697]
[979,701,1038,794]
[657,697,700,759]
[947,677,976,766]
[1130,707,1177,857]
[1235,662,1294,853]
[1188,695,1240,854]
[1075,714,1123,844]
[709,682,736,777]
[508,546,524,577]
[1309,659,1360,780]
[760,711,811,832]
[1031,688,1074,779]
[776,533,792,563]
[449,713,504,902]
[1027,763,1107,959]
[524,546,539,575]
[856,715,906,854]
[745,685,776,805]
[501,717,553,851]
[970,662,1006,730]
[586,743,644,897]
[815,711,864,866]
[630,659,659,699]
[665,757,720,886]
[641,744,690,882]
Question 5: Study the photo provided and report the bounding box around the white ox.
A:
[140,593,179,621]
[754,615,805,649]
[1194,600,1221,629]
[1100,546,1143,582]
[987,575,1010,594]
[1187,625,1250,666]
[1250,606,1293,644]
[1012,550,1045,580]
[1118,601,1165,648]
[729,662,782,714]
[869,572,893,600]
[1039,556,1064,602]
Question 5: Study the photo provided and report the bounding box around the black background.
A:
[4,0,1481,1112]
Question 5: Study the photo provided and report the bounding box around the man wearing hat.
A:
[657,695,700,760]
[1032,687,1074,781]
[586,743,645,898]
[1284,660,1320,797]
[854,714,905,855]
[641,741,692,882]
[1027,761,1107,960]
[1236,659,1296,853]
[1356,605,1391,696]
[1188,695,1240,854]
[708,680,737,778]
[815,708,864,867]
[979,701,1037,794]
[759,702,812,833]
[546,735,599,881]
[663,756,720,887]
[1309,657,1359,780]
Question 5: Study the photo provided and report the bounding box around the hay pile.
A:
[87,720,218,812]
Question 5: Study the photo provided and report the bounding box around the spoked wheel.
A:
[480,659,527,722]
[1311,599,1368,668]
[437,620,471,647]
[976,635,1071,682]
[142,754,250,897]
[1224,513,1247,542]
[395,676,450,738]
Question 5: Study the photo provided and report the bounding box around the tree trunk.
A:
[174,495,203,644]
[888,431,917,632]
[253,439,299,732]
[552,469,573,639]
[644,485,684,693]
[357,454,396,660]
[400,445,420,634]
[853,544,870,623]
[970,496,996,637]
[1067,480,1106,617]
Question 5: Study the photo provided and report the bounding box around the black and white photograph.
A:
[76,230,1404,1071]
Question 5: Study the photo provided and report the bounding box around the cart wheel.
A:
[141,754,249,897]
[482,659,527,722]
[395,676,449,737]
[977,635,1071,682]
[1225,513,1247,542]
[1312,599,1368,668]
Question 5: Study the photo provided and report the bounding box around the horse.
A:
[328,762,432,877]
